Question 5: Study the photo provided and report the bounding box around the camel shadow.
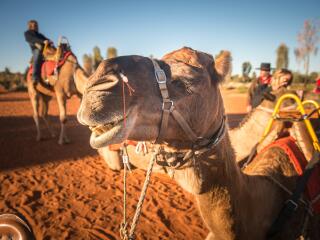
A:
[0,97,30,102]
[0,115,96,171]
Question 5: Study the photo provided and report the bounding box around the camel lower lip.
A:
[89,123,123,149]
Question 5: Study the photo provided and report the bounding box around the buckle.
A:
[162,100,174,111]
[155,69,166,83]
[286,199,298,211]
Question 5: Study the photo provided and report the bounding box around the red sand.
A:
[0,90,247,240]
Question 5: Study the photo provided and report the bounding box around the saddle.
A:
[27,43,73,87]
[261,136,320,213]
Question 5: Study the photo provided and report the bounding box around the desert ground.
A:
[0,90,247,240]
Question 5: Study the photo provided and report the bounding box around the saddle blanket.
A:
[261,136,320,213]
[27,51,73,80]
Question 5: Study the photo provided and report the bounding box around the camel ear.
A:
[214,51,231,81]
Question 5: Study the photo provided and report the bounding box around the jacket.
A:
[24,30,48,51]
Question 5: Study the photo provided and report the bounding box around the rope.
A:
[128,150,158,238]
[119,72,152,240]
[119,147,158,240]
[120,153,129,239]
[256,104,297,113]
[135,142,148,155]
[274,107,320,122]
[311,193,320,205]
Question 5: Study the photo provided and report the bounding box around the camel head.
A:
[77,47,231,149]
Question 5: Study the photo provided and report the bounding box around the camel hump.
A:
[162,47,214,70]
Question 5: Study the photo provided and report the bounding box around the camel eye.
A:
[105,69,116,75]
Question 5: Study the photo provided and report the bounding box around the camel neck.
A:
[74,69,85,95]
[194,132,274,239]
[229,107,271,161]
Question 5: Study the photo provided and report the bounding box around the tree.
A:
[83,54,93,75]
[107,47,117,59]
[93,46,103,70]
[294,19,320,86]
[4,67,11,75]
[242,61,252,82]
[276,43,289,69]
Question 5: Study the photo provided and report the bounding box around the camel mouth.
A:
[89,118,123,136]
[88,118,125,149]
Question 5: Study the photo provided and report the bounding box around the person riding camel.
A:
[24,20,50,85]
[247,63,292,111]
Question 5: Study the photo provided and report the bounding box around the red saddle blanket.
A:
[261,136,320,213]
[27,51,73,80]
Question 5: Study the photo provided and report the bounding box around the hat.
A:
[256,63,273,71]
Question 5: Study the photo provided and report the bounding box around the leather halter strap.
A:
[150,58,226,148]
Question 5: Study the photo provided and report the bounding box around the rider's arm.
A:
[24,30,48,45]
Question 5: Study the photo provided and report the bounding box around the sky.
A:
[0,0,319,75]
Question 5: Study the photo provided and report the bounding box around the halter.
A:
[150,58,226,150]
[119,59,227,240]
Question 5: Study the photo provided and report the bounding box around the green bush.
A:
[292,72,318,84]
[0,69,26,91]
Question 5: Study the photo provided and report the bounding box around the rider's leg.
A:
[32,48,42,84]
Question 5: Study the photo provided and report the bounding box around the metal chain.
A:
[119,145,159,240]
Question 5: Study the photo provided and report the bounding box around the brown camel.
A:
[77,47,319,239]
[94,64,315,171]
[27,52,88,144]
[96,97,279,172]
[97,87,317,176]
[96,95,319,196]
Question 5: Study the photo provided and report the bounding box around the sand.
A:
[0,90,247,240]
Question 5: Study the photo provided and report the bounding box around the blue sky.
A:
[0,0,319,75]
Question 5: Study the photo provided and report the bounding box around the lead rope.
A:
[128,149,158,239]
[119,73,157,240]
[120,73,133,239]
[120,144,130,239]
[120,145,159,240]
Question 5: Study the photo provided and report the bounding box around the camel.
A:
[27,47,88,144]
[77,47,319,239]
[96,95,319,195]
[96,86,317,176]
[96,96,280,172]
[93,62,317,172]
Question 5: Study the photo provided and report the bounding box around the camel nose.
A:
[86,74,119,92]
